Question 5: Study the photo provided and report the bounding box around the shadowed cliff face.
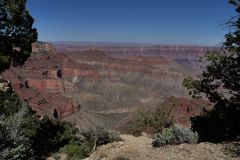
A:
[3,42,213,129]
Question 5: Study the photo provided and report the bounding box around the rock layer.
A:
[3,42,213,128]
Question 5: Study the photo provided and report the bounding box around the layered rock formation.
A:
[32,42,56,54]
[3,43,94,118]
[54,42,214,58]
[3,42,213,129]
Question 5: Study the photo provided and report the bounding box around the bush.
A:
[0,89,80,160]
[108,130,122,142]
[126,97,176,136]
[152,124,198,147]
[32,117,79,158]
[60,127,122,159]
[0,104,32,160]
[60,143,88,160]
[224,143,240,158]
[0,85,121,159]
[191,103,240,142]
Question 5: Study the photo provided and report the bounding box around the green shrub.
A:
[60,143,88,160]
[224,143,240,158]
[108,130,122,142]
[84,127,122,148]
[32,117,79,158]
[0,104,32,160]
[126,97,176,136]
[152,124,198,147]
[0,89,80,159]
[60,128,122,159]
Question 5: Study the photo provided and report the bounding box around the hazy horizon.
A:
[50,40,218,47]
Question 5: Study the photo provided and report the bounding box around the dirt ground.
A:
[86,134,238,160]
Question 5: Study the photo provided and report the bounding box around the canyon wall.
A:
[3,42,213,129]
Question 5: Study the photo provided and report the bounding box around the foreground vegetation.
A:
[0,88,78,159]
[152,124,198,147]
[0,86,122,160]
[125,97,175,136]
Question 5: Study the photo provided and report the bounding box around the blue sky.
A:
[27,0,236,46]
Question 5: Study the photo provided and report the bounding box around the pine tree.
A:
[183,0,240,142]
[0,0,37,72]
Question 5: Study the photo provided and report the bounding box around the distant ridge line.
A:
[50,41,218,48]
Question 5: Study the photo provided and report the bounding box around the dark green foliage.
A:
[0,89,80,160]
[0,103,32,160]
[59,144,86,160]
[152,124,198,147]
[224,143,240,157]
[191,102,240,142]
[31,117,79,158]
[183,0,240,142]
[60,130,94,160]
[0,0,38,72]
[0,88,22,115]
[0,84,121,159]
[126,97,175,136]
[60,128,122,160]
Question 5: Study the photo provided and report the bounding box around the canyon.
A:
[3,42,213,130]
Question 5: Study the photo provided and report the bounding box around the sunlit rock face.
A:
[3,42,213,128]
[32,42,56,54]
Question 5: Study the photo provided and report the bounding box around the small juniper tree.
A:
[183,0,240,142]
[0,103,32,160]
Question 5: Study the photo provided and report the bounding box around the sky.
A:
[26,0,236,46]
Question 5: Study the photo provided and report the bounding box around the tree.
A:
[0,104,32,160]
[0,0,38,158]
[183,0,240,142]
[0,0,38,72]
[0,89,80,159]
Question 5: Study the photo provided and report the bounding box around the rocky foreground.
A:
[86,135,236,160]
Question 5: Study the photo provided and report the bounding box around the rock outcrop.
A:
[2,43,99,118]
[0,76,11,92]
[32,42,56,54]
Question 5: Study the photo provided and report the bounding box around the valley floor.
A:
[86,135,237,160]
